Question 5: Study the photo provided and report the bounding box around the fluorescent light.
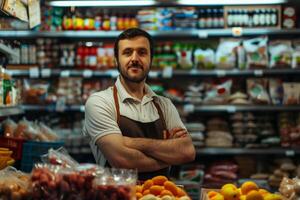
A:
[178,0,287,5]
[49,0,156,7]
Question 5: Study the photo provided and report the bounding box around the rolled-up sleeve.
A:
[84,93,122,145]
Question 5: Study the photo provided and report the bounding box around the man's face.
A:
[117,36,151,83]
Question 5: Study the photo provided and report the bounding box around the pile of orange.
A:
[207,181,284,200]
[135,175,191,200]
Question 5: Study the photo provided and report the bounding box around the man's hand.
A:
[164,127,188,139]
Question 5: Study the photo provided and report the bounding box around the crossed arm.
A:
[97,127,196,172]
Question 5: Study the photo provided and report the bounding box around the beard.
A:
[118,61,150,83]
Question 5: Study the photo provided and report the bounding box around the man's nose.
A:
[131,51,139,61]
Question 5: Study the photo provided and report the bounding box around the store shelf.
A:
[196,147,300,156]
[7,68,300,78]
[1,29,300,39]
[191,105,300,113]
[22,104,300,113]
[0,106,24,117]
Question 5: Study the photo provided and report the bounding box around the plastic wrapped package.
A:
[269,40,293,68]
[283,83,300,105]
[41,147,79,168]
[94,168,137,200]
[216,39,240,69]
[203,80,232,104]
[23,79,50,104]
[31,163,104,200]
[269,79,283,105]
[279,177,300,200]
[247,79,271,104]
[292,39,300,68]
[243,37,269,69]
[2,118,17,138]
[194,48,215,69]
[0,166,31,199]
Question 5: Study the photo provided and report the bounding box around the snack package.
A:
[283,83,300,105]
[269,40,293,68]
[243,37,269,69]
[194,48,215,69]
[203,80,232,104]
[247,79,271,104]
[94,168,137,200]
[176,45,193,69]
[23,79,50,104]
[38,122,59,141]
[292,39,300,68]
[269,78,283,105]
[216,39,240,69]
[0,166,31,199]
[279,177,300,200]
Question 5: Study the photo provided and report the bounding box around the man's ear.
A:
[114,58,119,71]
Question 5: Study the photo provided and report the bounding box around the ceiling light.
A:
[177,0,287,5]
[48,0,156,7]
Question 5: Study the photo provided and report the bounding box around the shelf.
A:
[22,104,300,113]
[1,29,300,39]
[196,147,300,156]
[7,68,300,78]
[0,106,24,117]
[191,105,300,113]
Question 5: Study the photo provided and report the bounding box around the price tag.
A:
[216,70,226,77]
[232,27,243,37]
[41,69,51,78]
[227,106,237,113]
[60,70,70,77]
[83,70,93,78]
[183,104,195,114]
[254,70,264,77]
[162,66,173,78]
[198,31,208,38]
[80,105,85,112]
[29,67,39,78]
[285,150,295,157]
[149,71,159,78]
[110,70,119,78]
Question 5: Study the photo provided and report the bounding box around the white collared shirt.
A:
[82,76,185,165]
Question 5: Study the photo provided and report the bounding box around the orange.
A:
[143,189,150,196]
[136,185,143,193]
[136,192,142,199]
[220,186,240,200]
[152,175,168,185]
[176,187,187,197]
[160,189,174,197]
[245,190,263,200]
[221,183,238,190]
[208,191,219,198]
[164,181,178,196]
[143,179,154,191]
[241,181,259,195]
[258,189,269,196]
[149,185,164,196]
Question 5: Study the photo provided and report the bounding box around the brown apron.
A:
[106,85,170,180]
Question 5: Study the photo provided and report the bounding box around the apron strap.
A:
[153,100,169,138]
[113,85,120,126]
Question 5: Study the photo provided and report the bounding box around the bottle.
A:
[129,14,138,28]
[198,9,205,28]
[110,12,117,31]
[117,14,125,30]
[95,13,102,30]
[102,11,111,31]
[218,9,224,28]
[206,9,212,28]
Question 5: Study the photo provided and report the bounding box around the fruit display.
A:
[135,175,191,200]
[204,181,284,200]
[0,148,15,170]
[0,167,31,200]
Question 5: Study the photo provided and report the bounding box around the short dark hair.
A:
[114,28,154,63]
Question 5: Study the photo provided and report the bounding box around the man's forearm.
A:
[123,136,196,165]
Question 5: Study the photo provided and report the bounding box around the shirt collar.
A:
[115,76,157,103]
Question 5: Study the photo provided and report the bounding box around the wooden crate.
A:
[200,188,220,200]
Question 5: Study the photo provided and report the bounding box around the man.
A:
[83,28,195,180]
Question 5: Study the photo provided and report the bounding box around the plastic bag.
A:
[23,79,49,104]
[269,79,283,105]
[269,40,293,68]
[292,40,300,68]
[243,37,269,69]
[2,118,17,138]
[38,122,59,141]
[203,80,232,104]
[194,48,215,69]
[41,147,79,168]
[0,166,31,199]
[216,39,240,69]
[283,83,300,105]
[94,168,137,200]
[247,79,270,104]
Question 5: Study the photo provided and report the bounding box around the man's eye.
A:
[123,50,131,55]
[139,50,147,56]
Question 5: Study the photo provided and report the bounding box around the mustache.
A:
[128,62,143,69]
